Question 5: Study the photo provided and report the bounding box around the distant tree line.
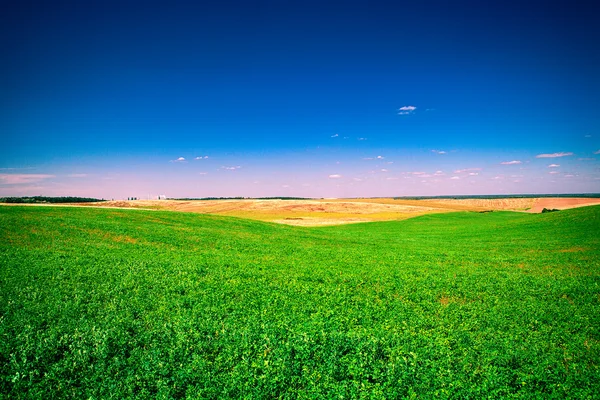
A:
[0,196,104,204]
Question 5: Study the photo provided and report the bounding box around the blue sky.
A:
[1,0,599,198]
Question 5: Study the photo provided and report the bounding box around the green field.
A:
[1,206,599,398]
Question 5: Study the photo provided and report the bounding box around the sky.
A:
[1,0,600,199]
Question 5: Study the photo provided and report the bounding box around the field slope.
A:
[1,206,599,398]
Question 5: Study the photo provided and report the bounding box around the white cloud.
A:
[594,150,600,155]
[468,172,479,176]
[380,169,388,172]
[198,172,208,175]
[329,174,342,179]
[431,150,447,155]
[68,174,87,178]
[194,156,209,160]
[386,177,399,180]
[0,174,55,185]
[171,157,186,162]
[358,137,367,141]
[434,171,444,176]
[450,176,460,180]
[222,166,241,170]
[564,174,575,178]
[376,155,384,159]
[398,105,416,115]
[454,168,482,173]
[353,177,363,182]
[500,160,521,165]
[549,171,559,174]
[548,164,560,168]
[331,134,339,138]
[536,152,573,158]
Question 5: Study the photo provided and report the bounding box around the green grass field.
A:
[1,205,599,398]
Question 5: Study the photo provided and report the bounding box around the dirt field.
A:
[60,197,600,226]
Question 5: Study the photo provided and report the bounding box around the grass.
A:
[1,205,599,398]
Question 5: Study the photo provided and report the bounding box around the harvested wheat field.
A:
[68,197,600,226]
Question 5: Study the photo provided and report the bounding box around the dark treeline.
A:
[0,196,104,204]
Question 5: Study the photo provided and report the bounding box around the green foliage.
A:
[542,208,560,213]
[1,206,599,398]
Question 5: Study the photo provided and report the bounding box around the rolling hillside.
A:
[1,206,599,398]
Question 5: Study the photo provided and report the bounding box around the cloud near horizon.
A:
[0,174,56,185]
[171,157,186,162]
[500,160,521,165]
[328,174,342,179]
[548,164,560,168]
[535,152,573,158]
[431,150,447,154]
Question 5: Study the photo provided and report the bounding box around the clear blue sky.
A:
[1,0,599,198]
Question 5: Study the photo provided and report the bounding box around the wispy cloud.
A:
[194,156,209,160]
[222,166,241,170]
[380,169,388,172]
[454,168,482,173]
[170,157,186,163]
[329,174,342,179]
[549,171,559,175]
[431,150,447,155]
[536,152,573,158]
[594,150,600,155]
[198,172,208,175]
[500,160,521,165]
[468,172,479,176]
[331,134,339,138]
[398,105,416,115]
[362,157,374,160]
[68,174,88,178]
[358,137,367,141]
[376,155,384,159]
[0,174,55,185]
[548,164,560,168]
[450,176,460,180]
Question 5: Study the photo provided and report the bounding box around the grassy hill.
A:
[1,206,599,398]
